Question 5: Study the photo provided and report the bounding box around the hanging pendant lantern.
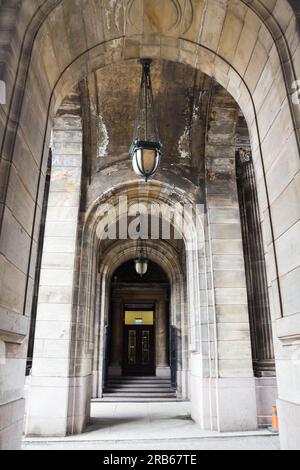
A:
[130,59,163,182]
[134,256,149,277]
[134,241,149,277]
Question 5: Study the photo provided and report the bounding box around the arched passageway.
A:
[107,260,171,380]
[0,0,299,450]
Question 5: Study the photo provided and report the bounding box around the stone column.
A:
[156,299,170,377]
[25,111,83,437]
[203,86,258,431]
[236,150,275,376]
[109,299,123,376]
[92,273,102,398]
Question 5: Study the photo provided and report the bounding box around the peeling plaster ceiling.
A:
[85,60,212,176]
[57,60,249,189]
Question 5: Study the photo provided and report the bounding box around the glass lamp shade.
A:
[134,257,149,277]
[131,141,162,182]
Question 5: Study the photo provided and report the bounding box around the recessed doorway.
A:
[123,308,156,376]
[101,258,177,400]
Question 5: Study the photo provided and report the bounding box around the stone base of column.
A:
[190,356,258,432]
[25,375,92,437]
[0,399,25,450]
[190,354,213,429]
[156,366,170,378]
[177,369,189,400]
[92,371,101,398]
[191,377,258,432]
[255,377,278,428]
[278,398,300,450]
[216,377,258,432]
[67,375,92,435]
[190,377,213,430]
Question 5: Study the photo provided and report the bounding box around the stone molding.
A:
[0,309,29,344]
[276,313,300,345]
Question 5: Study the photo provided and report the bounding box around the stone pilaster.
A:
[203,86,258,431]
[156,299,170,377]
[109,299,123,376]
[25,112,83,437]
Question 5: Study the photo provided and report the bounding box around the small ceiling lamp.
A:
[134,241,149,277]
[130,59,163,182]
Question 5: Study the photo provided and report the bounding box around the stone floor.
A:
[23,402,280,450]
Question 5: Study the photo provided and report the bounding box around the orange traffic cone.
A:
[269,406,279,433]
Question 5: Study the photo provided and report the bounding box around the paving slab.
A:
[23,402,280,450]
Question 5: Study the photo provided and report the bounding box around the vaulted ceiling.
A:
[82,60,212,176]
[56,58,250,190]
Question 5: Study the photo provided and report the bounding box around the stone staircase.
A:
[97,376,177,402]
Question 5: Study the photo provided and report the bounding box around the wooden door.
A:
[123,311,155,376]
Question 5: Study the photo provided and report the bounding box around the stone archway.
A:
[1,3,298,347]
[93,239,187,400]
[26,175,259,436]
[78,181,204,411]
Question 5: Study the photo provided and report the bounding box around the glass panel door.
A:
[142,330,150,364]
[123,309,155,376]
[128,330,136,365]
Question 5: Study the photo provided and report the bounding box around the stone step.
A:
[106,382,172,387]
[103,392,176,398]
[108,376,171,379]
[107,384,171,388]
[103,376,176,401]
[105,385,174,390]
[108,376,170,381]
[108,378,171,384]
[93,397,179,403]
[105,388,175,394]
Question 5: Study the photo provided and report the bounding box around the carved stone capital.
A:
[237,148,252,165]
